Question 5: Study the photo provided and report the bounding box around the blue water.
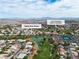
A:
[62,35,73,41]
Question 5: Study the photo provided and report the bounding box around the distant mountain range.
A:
[0,17,79,24]
[0,17,79,20]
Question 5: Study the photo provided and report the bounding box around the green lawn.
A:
[33,39,51,59]
[32,35,60,59]
[23,55,28,59]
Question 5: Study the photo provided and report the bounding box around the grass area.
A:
[50,44,60,59]
[23,55,28,59]
[33,39,51,59]
[32,35,60,59]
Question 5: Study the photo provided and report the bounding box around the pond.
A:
[61,35,73,41]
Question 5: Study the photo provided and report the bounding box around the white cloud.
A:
[0,0,79,18]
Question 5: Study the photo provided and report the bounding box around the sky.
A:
[0,0,79,19]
